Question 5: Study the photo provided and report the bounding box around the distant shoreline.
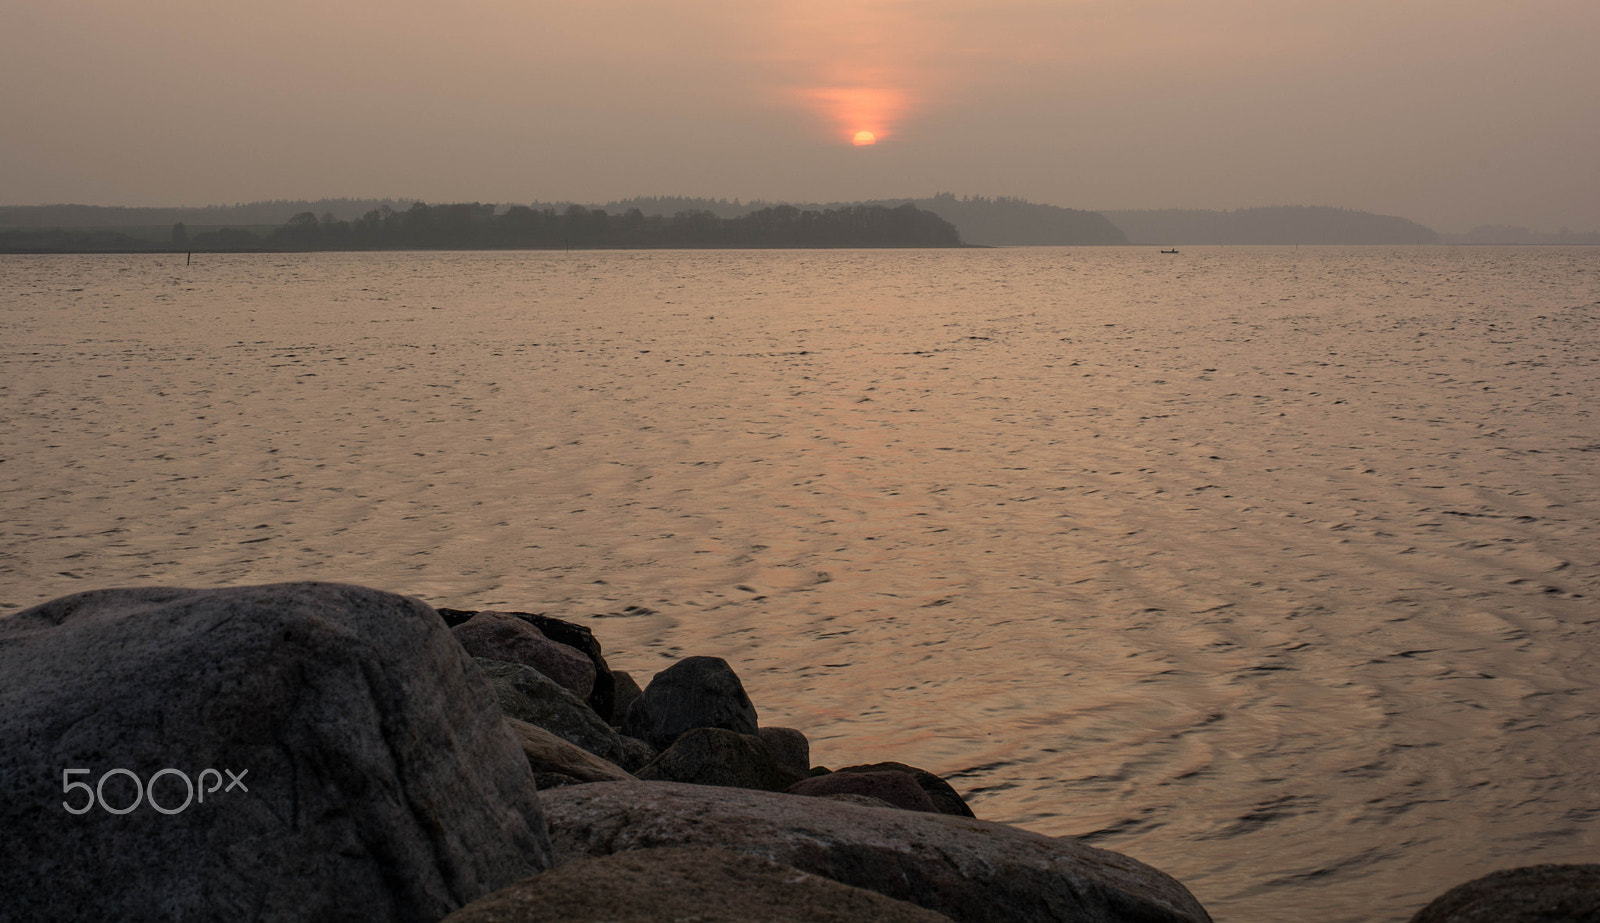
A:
[11,242,1600,256]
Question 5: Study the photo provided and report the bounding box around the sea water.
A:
[2,246,1597,922]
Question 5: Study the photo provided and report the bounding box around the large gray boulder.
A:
[0,583,551,922]
[622,655,759,750]
[1409,864,1600,922]
[443,846,953,922]
[541,780,1211,923]
[475,658,630,767]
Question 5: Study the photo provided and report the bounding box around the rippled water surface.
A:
[3,247,1598,921]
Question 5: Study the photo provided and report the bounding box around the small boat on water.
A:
[1160,248,1179,254]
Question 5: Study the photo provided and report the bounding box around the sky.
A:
[2,0,1597,232]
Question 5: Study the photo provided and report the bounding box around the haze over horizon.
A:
[3,0,1596,234]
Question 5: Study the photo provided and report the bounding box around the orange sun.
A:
[852,130,877,146]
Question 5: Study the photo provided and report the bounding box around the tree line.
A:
[263,202,962,250]
[1,202,963,252]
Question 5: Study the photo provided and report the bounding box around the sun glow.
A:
[796,85,905,146]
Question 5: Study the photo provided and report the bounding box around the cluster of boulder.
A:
[439,607,976,819]
[0,581,1594,922]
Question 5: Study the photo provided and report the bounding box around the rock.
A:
[541,781,1211,923]
[1408,864,1600,923]
[836,761,976,818]
[822,793,902,810]
[0,583,551,922]
[611,669,643,727]
[442,846,954,922]
[758,726,811,777]
[622,655,759,750]
[504,717,634,784]
[533,772,587,790]
[789,770,940,813]
[453,611,597,700]
[615,735,658,774]
[476,658,628,766]
[636,727,804,792]
[441,608,619,724]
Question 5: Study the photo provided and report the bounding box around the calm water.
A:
[3,247,1598,921]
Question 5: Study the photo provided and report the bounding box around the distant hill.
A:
[894,194,1127,246]
[1102,206,1439,245]
[1,202,964,252]
[1440,225,1600,245]
[0,199,414,228]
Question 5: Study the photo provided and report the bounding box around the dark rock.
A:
[533,772,587,791]
[504,717,634,784]
[615,735,658,774]
[442,846,953,922]
[758,726,811,777]
[821,793,902,810]
[476,658,628,766]
[621,655,759,750]
[540,781,1211,923]
[837,761,976,818]
[441,608,618,724]
[789,770,940,813]
[1408,864,1600,923]
[0,583,550,922]
[453,611,596,700]
[611,669,643,727]
[635,727,804,792]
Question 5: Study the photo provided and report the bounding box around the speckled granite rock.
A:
[0,583,550,922]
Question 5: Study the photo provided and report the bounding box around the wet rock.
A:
[622,655,759,750]
[635,727,804,792]
[442,846,953,922]
[758,726,811,777]
[836,761,976,818]
[453,611,596,700]
[0,583,550,922]
[789,770,940,813]
[541,781,1211,923]
[1408,864,1600,923]
[476,658,628,766]
[505,717,634,784]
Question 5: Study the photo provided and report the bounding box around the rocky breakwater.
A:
[436,605,1214,923]
[10,583,1577,921]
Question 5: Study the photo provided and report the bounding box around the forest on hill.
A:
[19,197,1561,250]
[0,202,963,252]
[601,194,1128,246]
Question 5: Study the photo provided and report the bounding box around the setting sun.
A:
[796,86,905,147]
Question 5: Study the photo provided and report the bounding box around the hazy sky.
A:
[3,0,1597,231]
